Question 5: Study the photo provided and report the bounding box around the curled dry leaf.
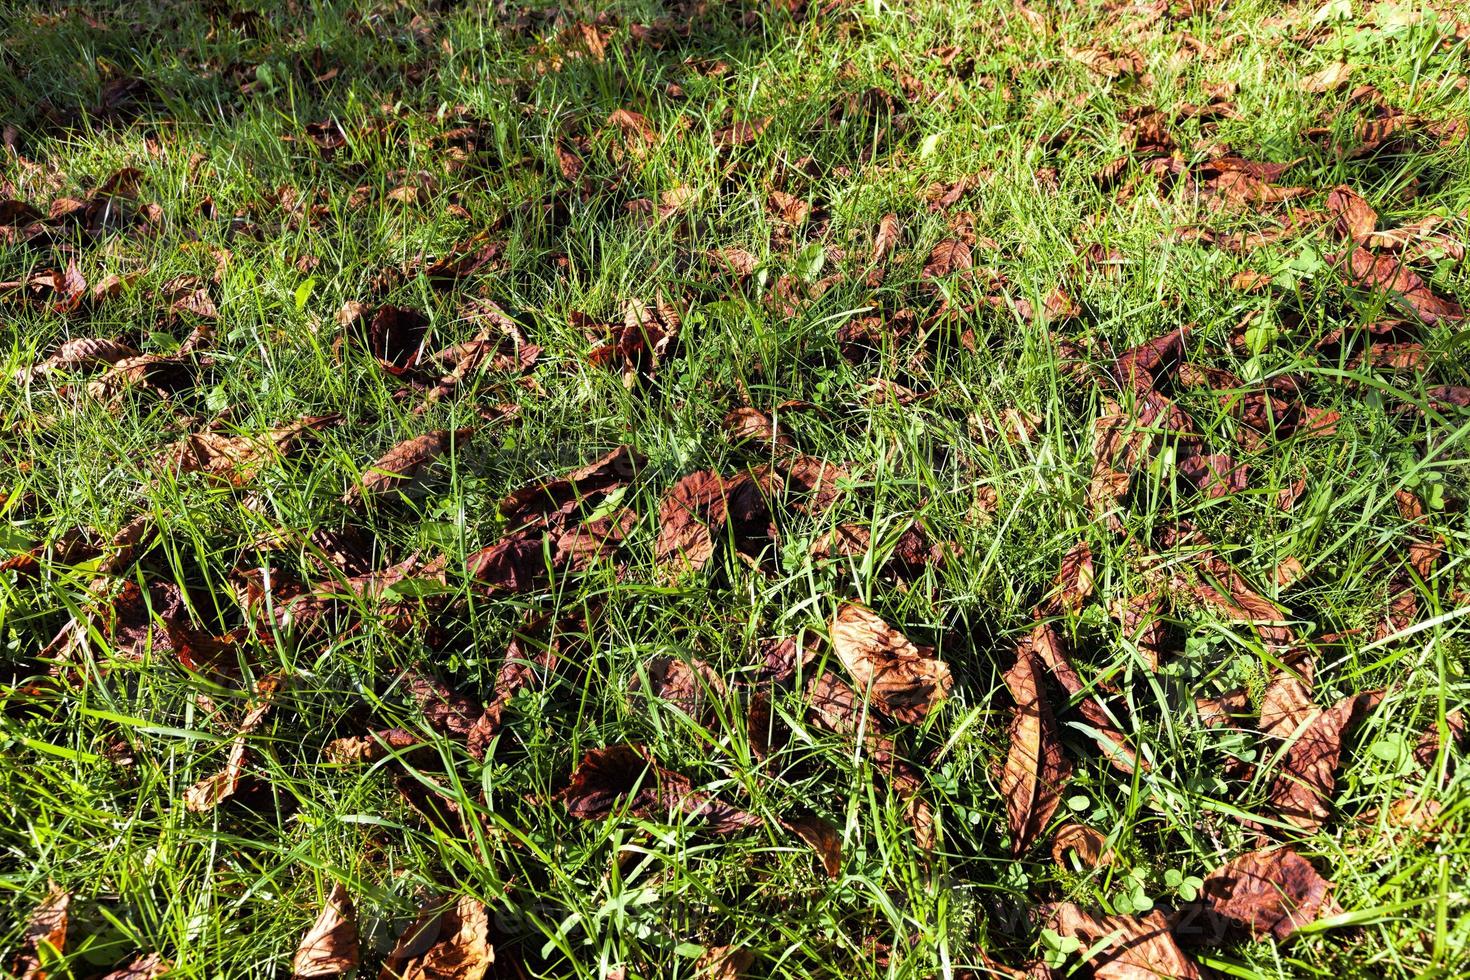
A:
[1326,185,1377,242]
[1051,823,1112,868]
[339,303,431,374]
[629,655,727,723]
[1303,61,1351,93]
[379,893,494,980]
[1051,540,1094,614]
[1268,689,1386,831]
[183,673,284,812]
[722,407,791,448]
[11,882,69,980]
[293,882,359,978]
[1001,638,1071,854]
[695,945,754,979]
[923,238,971,279]
[655,470,732,574]
[559,744,762,834]
[1046,904,1199,979]
[161,415,339,486]
[349,428,475,504]
[1201,848,1340,941]
[829,602,952,725]
[98,952,172,979]
[1334,249,1465,325]
[781,812,843,878]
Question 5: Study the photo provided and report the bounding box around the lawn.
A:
[2,0,1469,977]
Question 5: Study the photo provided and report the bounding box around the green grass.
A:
[2,0,1469,976]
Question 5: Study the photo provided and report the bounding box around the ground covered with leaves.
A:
[2,0,1469,977]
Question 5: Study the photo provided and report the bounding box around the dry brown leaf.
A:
[1335,248,1465,325]
[1303,62,1352,93]
[1001,640,1071,854]
[293,882,359,977]
[781,813,844,878]
[829,602,952,725]
[559,744,761,834]
[378,893,494,980]
[1267,688,1386,831]
[1201,849,1340,941]
[1052,540,1095,614]
[696,945,753,979]
[1326,185,1377,241]
[97,953,172,979]
[1047,904,1200,979]
[11,883,69,980]
[1051,823,1112,868]
[655,470,731,574]
[350,428,474,503]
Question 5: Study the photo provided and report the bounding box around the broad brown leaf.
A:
[1268,689,1386,831]
[1052,823,1112,868]
[1001,640,1071,854]
[11,883,69,980]
[293,882,359,977]
[656,470,732,574]
[829,602,952,725]
[1335,248,1465,324]
[1048,904,1199,978]
[1201,849,1340,941]
[378,893,494,980]
[1326,185,1377,241]
[350,428,474,503]
[560,744,762,834]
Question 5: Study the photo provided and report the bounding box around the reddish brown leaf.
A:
[11,883,69,980]
[722,407,790,448]
[1414,709,1467,771]
[341,303,431,374]
[161,415,338,486]
[1001,640,1072,854]
[559,744,761,834]
[1201,849,1340,941]
[923,238,972,279]
[378,893,494,980]
[499,446,642,525]
[1051,823,1112,868]
[350,428,474,503]
[1112,326,1188,391]
[630,655,727,723]
[1335,248,1465,324]
[1046,904,1200,979]
[695,946,753,979]
[829,602,952,725]
[1051,540,1095,614]
[713,117,769,148]
[465,528,546,592]
[781,812,844,878]
[293,882,359,978]
[97,953,172,980]
[767,190,810,225]
[1268,689,1386,831]
[1327,185,1377,241]
[1021,623,1141,773]
[655,470,732,574]
[15,336,138,382]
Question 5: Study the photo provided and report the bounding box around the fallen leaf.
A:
[1302,61,1351,93]
[11,883,69,980]
[923,238,972,279]
[655,470,732,574]
[1051,540,1095,614]
[340,303,431,374]
[1201,848,1340,941]
[293,882,359,977]
[379,893,494,980]
[1001,639,1072,854]
[829,602,953,725]
[1051,823,1113,868]
[1046,904,1200,979]
[97,953,172,979]
[1327,185,1377,241]
[781,812,843,878]
[560,744,762,834]
[1268,689,1386,831]
[1334,249,1465,325]
[349,428,474,503]
[630,655,727,723]
[695,945,753,979]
